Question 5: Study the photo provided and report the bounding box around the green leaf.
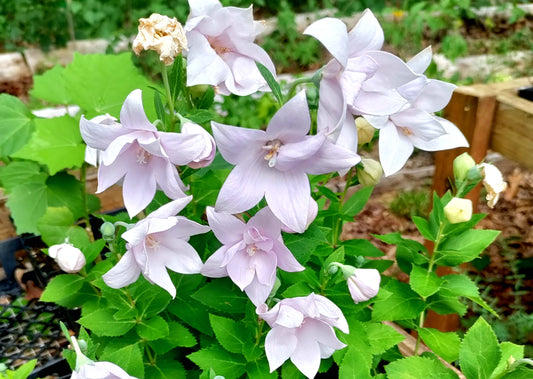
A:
[324,246,345,268]
[316,185,339,203]
[167,297,212,336]
[418,328,461,363]
[339,347,372,379]
[187,344,247,378]
[283,224,328,265]
[256,62,283,104]
[440,274,498,316]
[426,293,468,316]
[13,359,37,379]
[150,321,197,354]
[409,265,443,298]
[0,161,46,193]
[340,239,384,257]
[145,360,186,379]
[11,116,85,174]
[100,340,144,378]
[186,109,216,124]
[372,280,426,321]
[5,181,47,234]
[436,229,499,266]
[154,91,167,128]
[46,172,85,219]
[191,278,248,314]
[412,216,434,241]
[246,359,278,379]
[31,65,71,104]
[385,356,459,378]
[63,53,155,118]
[40,274,84,304]
[0,94,34,157]
[78,308,136,337]
[342,186,373,217]
[129,278,172,318]
[366,322,405,356]
[37,206,77,246]
[459,317,501,379]
[491,342,524,379]
[209,314,247,354]
[136,315,169,341]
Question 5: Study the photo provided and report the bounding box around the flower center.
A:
[262,139,282,168]
[207,36,230,56]
[246,244,258,256]
[136,148,152,165]
[145,235,159,250]
[400,127,413,136]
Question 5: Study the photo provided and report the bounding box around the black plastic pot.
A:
[518,86,533,101]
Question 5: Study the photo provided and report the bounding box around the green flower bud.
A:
[444,197,473,224]
[357,158,383,187]
[453,152,476,183]
[355,117,375,145]
[99,221,116,242]
[189,84,209,99]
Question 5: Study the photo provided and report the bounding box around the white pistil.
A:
[263,139,282,168]
[246,245,257,256]
[136,148,152,165]
[146,235,160,250]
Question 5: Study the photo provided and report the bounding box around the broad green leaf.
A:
[500,366,533,379]
[101,340,144,378]
[6,181,47,234]
[78,308,136,337]
[209,314,247,354]
[167,297,212,336]
[40,274,84,303]
[46,172,85,219]
[409,265,443,298]
[491,342,524,379]
[366,322,405,355]
[418,328,461,363]
[82,239,106,264]
[150,321,197,354]
[342,186,373,217]
[385,356,459,379]
[256,62,283,104]
[283,224,328,265]
[374,232,428,273]
[412,216,434,241]
[11,116,85,174]
[37,206,76,246]
[459,317,501,379]
[0,94,34,157]
[324,246,345,268]
[136,315,169,341]
[187,344,247,378]
[191,278,248,314]
[246,359,278,379]
[340,239,384,257]
[13,359,37,379]
[0,161,46,193]
[436,229,500,266]
[440,274,497,316]
[145,360,186,379]
[426,293,468,316]
[372,280,426,321]
[316,185,339,203]
[281,282,312,298]
[339,347,372,379]
[31,65,71,104]
[281,361,305,378]
[63,53,155,118]
[129,278,172,318]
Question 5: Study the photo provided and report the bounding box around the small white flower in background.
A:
[478,163,507,208]
[132,13,187,65]
[444,197,473,224]
[357,158,383,187]
[70,337,137,379]
[48,241,86,274]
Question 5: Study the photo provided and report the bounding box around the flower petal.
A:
[207,206,247,245]
[158,238,204,274]
[265,327,297,372]
[411,116,468,151]
[148,196,193,219]
[304,18,348,67]
[244,275,274,306]
[347,9,384,55]
[226,250,254,290]
[80,116,126,151]
[317,74,346,135]
[267,90,311,142]
[211,121,265,165]
[103,251,141,289]
[272,239,304,272]
[378,122,414,176]
[291,329,321,379]
[122,165,157,217]
[186,31,231,87]
[407,46,433,74]
[120,90,157,132]
[201,245,230,278]
[247,207,282,240]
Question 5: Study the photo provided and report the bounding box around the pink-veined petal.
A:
[363,51,419,90]
[413,79,456,113]
[317,74,346,136]
[146,218,177,235]
[304,319,347,357]
[120,90,157,132]
[170,217,211,239]
[103,251,141,289]
[304,18,348,67]
[353,89,408,116]
[412,116,468,151]
[275,134,326,172]
[251,251,277,285]
[186,31,231,87]
[226,250,254,290]
[158,238,203,274]
[122,164,157,217]
[159,132,208,165]
[152,161,188,200]
[247,207,282,240]
[291,329,321,379]
[391,108,446,140]
[187,0,221,18]
[302,138,360,175]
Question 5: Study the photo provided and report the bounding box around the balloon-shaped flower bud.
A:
[356,117,375,145]
[132,13,187,65]
[357,158,383,187]
[453,152,476,183]
[478,163,507,208]
[444,197,473,224]
[331,263,381,304]
[48,242,86,274]
[99,222,116,242]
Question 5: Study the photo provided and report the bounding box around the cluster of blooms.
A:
[74,1,481,377]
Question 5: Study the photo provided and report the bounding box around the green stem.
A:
[145,344,156,365]
[285,75,314,102]
[161,64,177,132]
[414,311,426,355]
[428,221,446,273]
[332,168,354,247]
[80,163,94,242]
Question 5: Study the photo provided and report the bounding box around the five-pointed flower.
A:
[211,90,359,233]
[257,293,349,378]
[184,0,276,96]
[102,196,209,298]
[80,89,216,217]
[364,47,468,176]
[202,206,304,306]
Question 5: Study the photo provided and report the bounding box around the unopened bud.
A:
[478,163,507,208]
[189,84,209,99]
[453,152,476,183]
[356,117,375,145]
[357,158,383,187]
[347,268,381,304]
[444,197,473,224]
[48,243,86,273]
[100,221,116,242]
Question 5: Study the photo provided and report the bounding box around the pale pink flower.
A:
[103,197,209,298]
[212,91,359,233]
[346,268,381,304]
[202,206,304,306]
[83,114,118,167]
[80,89,215,217]
[48,242,86,274]
[184,0,276,95]
[257,293,349,378]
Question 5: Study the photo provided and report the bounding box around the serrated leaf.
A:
[40,274,84,304]
[31,65,71,104]
[342,186,373,217]
[145,360,186,379]
[339,347,372,379]
[187,344,247,378]
[256,62,283,104]
[372,280,426,321]
[459,317,501,379]
[167,297,212,336]
[191,278,248,314]
[129,278,172,318]
[186,109,216,124]
[492,342,524,379]
[426,293,468,316]
[150,321,197,355]
[0,94,34,157]
[386,356,459,378]
[0,161,46,193]
[101,340,144,378]
[210,314,247,354]
[46,172,85,219]
[418,328,460,363]
[78,308,136,337]
[283,224,328,265]
[412,216,435,241]
[436,229,500,266]
[366,322,405,355]
[340,239,384,257]
[440,274,497,316]
[37,206,76,246]
[246,359,278,379]
[409,265,443,298]
[136,315,169,341]
[6,181,47,234]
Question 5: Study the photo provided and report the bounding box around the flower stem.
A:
[80,163,94,242]
[285,75,314,102]
[332,168,354,247]
[161,63,177,132]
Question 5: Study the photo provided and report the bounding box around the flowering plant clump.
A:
[1,0,529,378]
